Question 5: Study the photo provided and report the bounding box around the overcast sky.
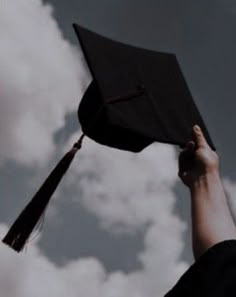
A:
[1,1,236,296]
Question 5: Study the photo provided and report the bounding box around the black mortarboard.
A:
[74,24,215,151]
[3,24,215,252]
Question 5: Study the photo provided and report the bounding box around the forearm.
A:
[190,171,236,260]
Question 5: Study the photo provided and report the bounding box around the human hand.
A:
[178,125,219,188]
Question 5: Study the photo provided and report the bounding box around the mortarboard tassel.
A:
[2,134,85,252]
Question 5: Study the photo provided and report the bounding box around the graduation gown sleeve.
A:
[164,240,236,297]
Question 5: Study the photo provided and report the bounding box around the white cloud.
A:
[65,137,188,296]
[0,0,90,166]
[71,139,180,232]
[0,135,188,297]
[0,224,105,297]
[0,216,187,297]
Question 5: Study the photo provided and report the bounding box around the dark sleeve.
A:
[164,240,236,297]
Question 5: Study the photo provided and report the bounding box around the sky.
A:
[1,1,236,296]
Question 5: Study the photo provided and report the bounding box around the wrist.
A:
[190,170,221,193]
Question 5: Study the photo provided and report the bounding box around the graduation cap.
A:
[2,24,215,252]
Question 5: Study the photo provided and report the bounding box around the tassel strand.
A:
[2,134,85,252]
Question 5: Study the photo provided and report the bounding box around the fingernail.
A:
[194,125,200,132]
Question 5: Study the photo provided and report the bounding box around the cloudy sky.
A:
[1,1,236,296]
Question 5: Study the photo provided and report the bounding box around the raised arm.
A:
[178,125,236,260]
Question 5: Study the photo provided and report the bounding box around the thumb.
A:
[192,125,209,149]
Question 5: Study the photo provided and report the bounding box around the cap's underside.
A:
[78,81,153,152]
